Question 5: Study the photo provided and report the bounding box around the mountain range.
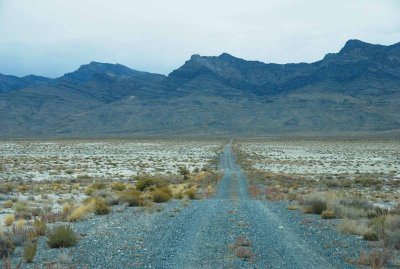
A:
[1,39,400,137]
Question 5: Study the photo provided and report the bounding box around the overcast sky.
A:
[0,0,399,77]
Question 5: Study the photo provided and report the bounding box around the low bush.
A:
[90,182,106,190]
[23,241,37,263]
[94,199,111,215]
[363,231,379,241]
[321,210,336,219]
[136,178,157,191]
[111,182,126,191]
[2,200,13,208]
[303,199,327,215]
[152,186,173,203]
[338,219,369,236]
[47,225,78,248]
[62,202,73,215]
[69,205,90,222]
[118,190,144,206]
[33,219,47,236]
[0,238,15,258]
[4,214,14,226]
[184,188,197,200]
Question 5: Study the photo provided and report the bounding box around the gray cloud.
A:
[0,0,399,77]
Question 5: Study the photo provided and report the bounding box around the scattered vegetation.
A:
[23,241,37,263]
[47,225,78,248]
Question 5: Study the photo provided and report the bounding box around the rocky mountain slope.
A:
[1,39,399,137]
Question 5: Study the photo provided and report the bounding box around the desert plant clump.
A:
[362,230,379,241]
[183,188,197,200]
[111,182,126,191]
[47,225,78,248]
[0,237,15,258]
[152,186,173,203]
[4,214,14,226]
[33,219,47,236]
[321,210,336,219]
[62,202,73,216]
[2,200,13,209]
[23,241,37,263]
[338,219,370,236]
[118,190,144,206]
[303,198,327,215]
[93,198,111,215]
[136,178,154,191]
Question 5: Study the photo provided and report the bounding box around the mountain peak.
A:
[339,39,377,54]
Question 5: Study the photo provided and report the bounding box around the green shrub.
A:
[118,190,144,206]
[136,178,156,191]
[23,241,37,263]
[152,186,173,203]
[363,231,379,241]
[47,225,78,248]
[94,199,111,215]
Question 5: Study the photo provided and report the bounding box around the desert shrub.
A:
[363,231,379,241]
[62,202,73,215]
[0,238,15,258]
[16,219,26,232]
[321,210,336,219]
[136,178,157,191]
[383,214,400,249]
[111,182,126,191]
[47,225,78,248]
[23,241,37,263]
[331,202,368,219]
[184,188,197,200]
[69,205,90,222]
[118,190,144,206]
[2,200,13,208]
[94,199,111,215]
[85,187,95,196]
[4,214,14,226]
[338,219,369,236]
[33,219,47,236]
[152,186,173,203]
[303,199,327,215]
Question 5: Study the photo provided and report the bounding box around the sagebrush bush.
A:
[34,219,47,236]
[303,199,327,215]
[111,182,126,191]
[363,231,379,241]
[321,210,336,219]
[90,182,106,190]
[4,214,14,226]
[0,237,15,258]
[338,219,369,236]
[23,241,37,263]
[118,190,144,206]
[136,178,157,191]
[184,188,197,200]
[3,200,13,208]
[152,186,173,203]
[69,205,90,222]
[94,199,111,215]
[47,225,78,248]
[62,202,73,215]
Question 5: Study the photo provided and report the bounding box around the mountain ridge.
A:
[0,39,399,137]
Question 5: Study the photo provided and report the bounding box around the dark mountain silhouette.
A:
[1,39,399,137]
